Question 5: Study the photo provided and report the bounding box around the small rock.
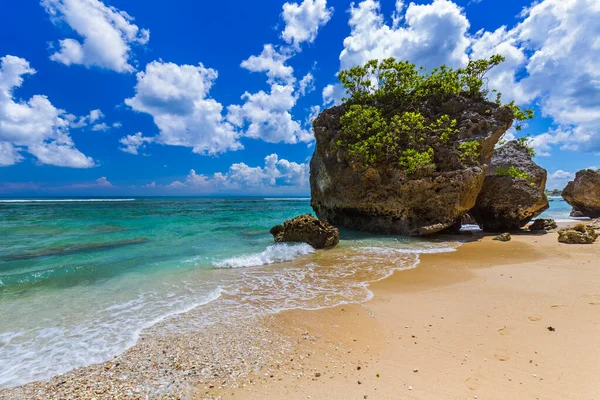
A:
[408,386,413,391]
[314,373,321,378]
[547,326,555,332]
[493,232,511,242]
[413,368,418,373]
[529,218,558,232]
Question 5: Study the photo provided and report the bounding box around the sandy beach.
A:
[2,228,599,399]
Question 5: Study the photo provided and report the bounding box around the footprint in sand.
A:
[528,315,542,322]
[465,376,483,390]
[583,294,600,305]
[497,327,510,336]
[494,350,510,361]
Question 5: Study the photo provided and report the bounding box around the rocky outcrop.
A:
[570,208,585,218]
[310,97,514,236]
[529,218,558,232]
[557,224,598,244]
[270,214,339,249]
[470,141,549,232]
[562,170,600,218]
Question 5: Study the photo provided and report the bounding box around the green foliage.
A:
[496,166,530,180]
[516,136,535,157]
[458,140,481,163]
[398,148,435,176]
[335,55,534,175]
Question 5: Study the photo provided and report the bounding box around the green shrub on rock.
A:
[332,55,534,176]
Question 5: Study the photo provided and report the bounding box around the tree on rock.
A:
[310,55,533,236]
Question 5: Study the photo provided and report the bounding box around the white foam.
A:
[214,243,315,268]
[0,199,136,203]
[0,287,223,389]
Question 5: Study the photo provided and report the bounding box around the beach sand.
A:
[2,230,599,399]
[231,231,600,400]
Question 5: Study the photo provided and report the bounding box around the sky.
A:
[0,0,598,196]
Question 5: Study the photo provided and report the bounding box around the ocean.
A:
[0,196,577,389]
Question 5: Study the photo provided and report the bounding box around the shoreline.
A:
[2,226,600,399]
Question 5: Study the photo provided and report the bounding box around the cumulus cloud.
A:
[42,0,149,73]
[0,55,94,168]
[547,170,574,190]
[119,132,153,155]
[339,0,470,71]
[467,0,600,155]
[240,44,294,84]
[281,0,333,48]
[125,60,242,155]
[166,154,309,192]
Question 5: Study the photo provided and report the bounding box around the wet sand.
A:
[2,229,600,399]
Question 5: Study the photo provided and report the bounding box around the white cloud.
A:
[119,132,153,155]
[547,170,574,190]
[0,55,94,168]
[298,72,315,95]
[281,0,333,48]
[240,44,294,84]
[228,44,315,144]
[42,0,149,73]
[125,60,242,155]
[167,154,309,191]
[95,176,112,187]
[339,0,470,72]
[469,0,600,155]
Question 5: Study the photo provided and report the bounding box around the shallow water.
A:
[0,196,574,388]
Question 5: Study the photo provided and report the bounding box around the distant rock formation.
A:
[562,170,600,218]
[310,97,514,236]
[270,214,339,249]
[570,207,585,218]
[557,224,598,244]
[529,218,557,232]
[470,141,549,232]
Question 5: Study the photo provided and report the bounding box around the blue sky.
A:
[0,0,598,195]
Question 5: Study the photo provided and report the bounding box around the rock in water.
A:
[562,170,600,218]
[270,214,339,249]
[557,224,599,244]
[310,97,513,236]
[529,218,558,232]
[470,141,549,232]
[493,233,511,242]
[570,207,585,218]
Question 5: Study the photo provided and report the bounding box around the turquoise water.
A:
[0,197,574,388]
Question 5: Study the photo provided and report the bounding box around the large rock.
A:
[562,170,600,218]
[470,141,549,232]
[270,214,339,249]
[310,96,514,236]
[557,224,598,244]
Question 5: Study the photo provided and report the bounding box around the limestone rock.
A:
[529,218,558,232]
[562,170,600,218]
[270,214,339,249]
[310,96,514,236]
[493,233,511,242]
[570,207,585,218]
[470,141,549,232]
[557,224,598,244]
[588,218,600,232]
